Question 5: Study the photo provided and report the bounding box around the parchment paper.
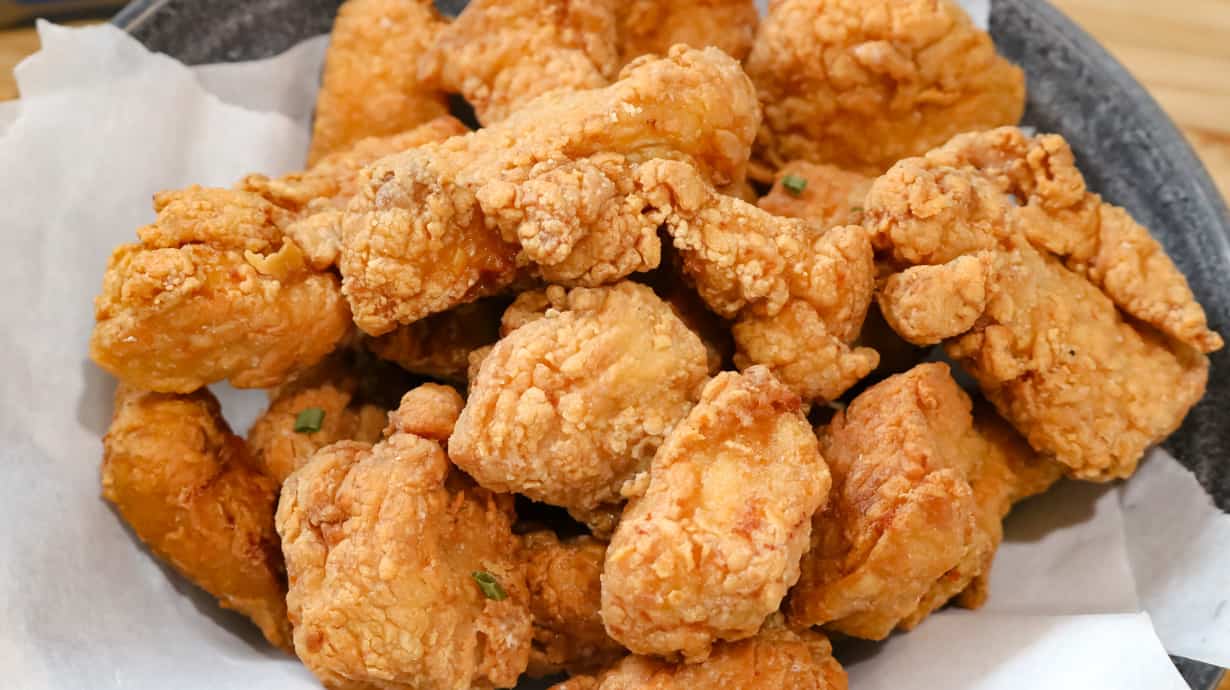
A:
[0,10,1225,689]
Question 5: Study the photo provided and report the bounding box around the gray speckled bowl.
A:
[111,1,1229,688]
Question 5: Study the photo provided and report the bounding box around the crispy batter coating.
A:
[602,367,830,661]
[866,138,1215,480]
[637,159,879,402]
[786,363,1056,638]
[101,386,291,649]
[521,531,625,676]
[90,187,351,393]
[277,387,530,690]
[245,358,388,484]
[421,0,620,125]
[758,161,872,229]
[555,624,847,689]
[449,283,711,524]
[367,299,503,383]
[340,46,760,334]
[916,127,1223,353]
[616,0,759,66]
[308,0,449,164]
[244,116,468,269]
[746,0,1025,175]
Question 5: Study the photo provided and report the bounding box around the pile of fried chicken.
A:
[90,1,1223,688]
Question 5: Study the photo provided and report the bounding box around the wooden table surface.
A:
[0,4,1227,688]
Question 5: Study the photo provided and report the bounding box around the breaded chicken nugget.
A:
[616,0,759,66]
[758,161,872,229]
[746,0,1025,175]
[277,385,531,690]
[101,386,291,649]
[602,367,830,661]
[449,282,710,526]
[367,299,504,383]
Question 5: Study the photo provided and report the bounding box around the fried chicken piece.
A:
[450,282,710,526]
[758,161,872,229]
[866,147,1215,480]
[616,0,759,66]
[90,187,351,393]
[101,385,291,650]
[746,0,1025,176]
[308,0,449,163]
[555,624,847,690]
[639,248,735,374]
[278,385,531,690]
[244,116,468,269]
[916,127,1223,353]
[340,46,760,334]
[421,0,620,125]
[637,159,879,402]
[521,531,625,676]
[786,363,1058,638]
[245,357,388,484]
[602,367,830,661]
[367,299,504,383]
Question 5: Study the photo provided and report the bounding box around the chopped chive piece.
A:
[472,571,507,601]
[850,206,864,214]
[293,407,325,433]
[781,174,808,196]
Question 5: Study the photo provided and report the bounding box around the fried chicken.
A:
[866,132,1218,480]
[90,186,351,393]
[616,0,759,66]
[786,363,1060,639]
[521,531,625,676]
[367,299,504,383]
[637,159,879,403]
[308,0,449,163]
[554,624,847,690]
[277,384,532,690]
[101,385,291,650]
[758,161,872,229]
[340,46,760,335]
[602,367,830,661]
[245,357,388,484]
[421,0,620,125]
[746,0,1025,176]
[449,282,710,527]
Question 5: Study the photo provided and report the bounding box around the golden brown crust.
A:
[601,367,829,661]
[101,386,291,649]
[367,299,503,383]
[521,531,625,676]
[277,388,532,689]
[554,625,847,690]
[449,283,710,522]
[616,0,759,66]
[758,161,873,229]
[746,0,1025,175]
[422,0,621,124]
[308,0,449,163]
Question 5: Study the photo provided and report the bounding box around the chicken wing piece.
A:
[449,282,711,526]
[245,357,388,484]
[421,0,620,125]
[867,154,1214,480]
[919,127,1223,353]
[758,161,872,229]
[637,159,879,403]
[308,0,449,163]
[616,0,759,66]
[244,116,468,269]
[277,385,531,690]
[745,0,1025,176]
[554,624,847,690]
[521,531,625,677]
[602,367,830,661]
[340,46,760,334]
[90,187,352,393]
[101,385,291,649]
[366,299,504,384]
[786,363,1048,639]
